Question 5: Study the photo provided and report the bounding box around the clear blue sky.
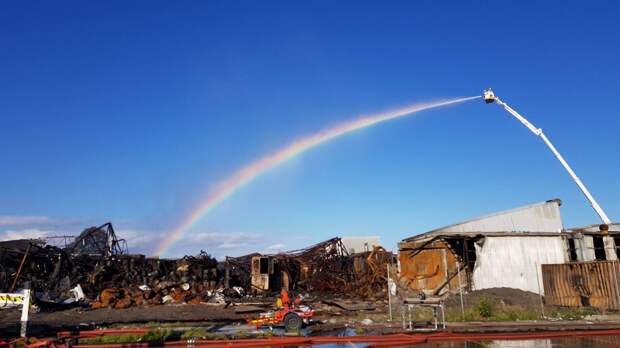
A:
[1,1,619,258]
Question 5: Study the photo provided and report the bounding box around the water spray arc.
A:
[154,96,481,256]
[483,88,612,225]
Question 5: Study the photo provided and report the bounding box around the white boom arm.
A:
[483,89,611,225]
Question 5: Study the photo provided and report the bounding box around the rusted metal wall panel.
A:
[398,240,463,295]
[542,261,620,310]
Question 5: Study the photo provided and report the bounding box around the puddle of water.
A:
[310,327,358,337]
[413,335,620,347]
[190,324,620,348]
[310,335,620,348]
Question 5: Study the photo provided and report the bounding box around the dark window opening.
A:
[593,236,607,261]
[259,257,270,274]
[444,237,479,292]
[465,239,477,268]
[614,237,620,260]
[445,238,464,260]
[445,237,478,269]
[568,238,578,261]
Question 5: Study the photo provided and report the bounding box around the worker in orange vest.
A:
[276,288,301,309]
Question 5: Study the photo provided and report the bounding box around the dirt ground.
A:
[0,304,245,337]
[0,288,562,337]
[443,287,543,311]
[0,296,392,338]
[2,288,619,339]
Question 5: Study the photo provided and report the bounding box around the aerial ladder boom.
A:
[483,89,611,226]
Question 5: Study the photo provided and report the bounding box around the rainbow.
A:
[154,96,480,256]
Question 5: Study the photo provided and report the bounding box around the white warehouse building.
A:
[398,199,618,296]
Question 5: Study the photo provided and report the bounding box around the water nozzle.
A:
[483,88,496,103]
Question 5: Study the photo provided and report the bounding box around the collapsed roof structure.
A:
[1,223,132,305]
[226,237,394,299]
[63,222,127,257]
[1,223,393,311]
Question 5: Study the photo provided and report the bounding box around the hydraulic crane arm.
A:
[483,89,612,225]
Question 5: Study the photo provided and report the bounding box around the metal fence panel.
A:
[542,261,620,310]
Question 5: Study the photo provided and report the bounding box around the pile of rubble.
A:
[89,252,228,309]
[226,238,395,300]
[0,223,129,302]
[1,223,395,311]
[0,223,225,309]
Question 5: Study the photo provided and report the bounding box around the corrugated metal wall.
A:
[542,261,620,309]
[473,236,566,295]
[426,200,564,235]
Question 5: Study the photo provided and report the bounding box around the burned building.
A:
[541,223,620,310]
[239,238,352,295]
[63,222,127,257]
[226,237,394,299]
[398,199,568,296]
[563,223,620,262]
[398,198,620,302]
[0,223,223,308]
[0,223,128,304]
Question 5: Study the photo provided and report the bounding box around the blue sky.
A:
[1,1,619,258]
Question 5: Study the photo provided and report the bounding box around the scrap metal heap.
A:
[0,239,70,302]
[352,246,394,298]
[0,223,224,309]
[1,227,394,310]
[289,237,353,293]
[90,251,223,309]
[226,237,394,300]
[64,222,127,257]
[0,223,130,304]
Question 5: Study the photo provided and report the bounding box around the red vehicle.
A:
[247,305,314,331]
[247,290,314,331]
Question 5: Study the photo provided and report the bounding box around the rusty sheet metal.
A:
[542,261,620,310]
[398,240,462,295]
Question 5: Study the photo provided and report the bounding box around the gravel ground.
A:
[443,287,543,310]
[0,304,244,337]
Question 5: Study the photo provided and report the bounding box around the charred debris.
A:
[0,223,394,310]
[226,237,394,299]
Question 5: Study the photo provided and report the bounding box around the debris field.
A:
[0,223,394,311]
